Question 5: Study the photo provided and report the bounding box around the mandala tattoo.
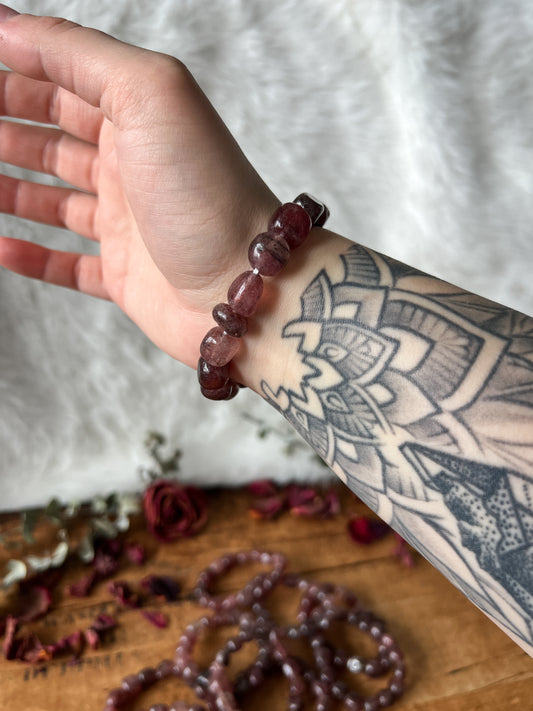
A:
[262,243,533,648]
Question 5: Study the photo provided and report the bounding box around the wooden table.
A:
[0,485,531,710]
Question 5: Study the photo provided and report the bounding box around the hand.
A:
[0,8,279,368]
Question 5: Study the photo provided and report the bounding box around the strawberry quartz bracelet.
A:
[197,193,330,400]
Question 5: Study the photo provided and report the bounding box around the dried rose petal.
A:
[84,628,100,650]
[393,533,416,568]
[90,613,117,633]
[248,495,286,520]
[47,630,84,659]
[143,480,208,542]
[16,583,52,623]
[141,610,169,629]
[348,516,390,544]
[2,616,18,660]
[93,540,122,578]
[65,570,97,597]
[140,575,181,602]
[107,580,141,608]
[287,485,341,519]
[124,541,146,565]
[16,633,50,663]
[247,479,278,498]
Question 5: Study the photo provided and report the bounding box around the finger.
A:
[0,120,98,193]
[0,13,184,125]
[0,236,109,299]
[0,71,103,145]
[0,174,97,239]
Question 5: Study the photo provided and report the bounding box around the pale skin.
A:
[1,7,532,656]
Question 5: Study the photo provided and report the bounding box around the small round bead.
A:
[197,357,230,390]
[212,303,248,337]
[121,674,143,695]
[227,270,264,317]
[138,667,157,688]
[377,688,394,707]
[105,688,132,708]
[248,232,290,276]
[200,326,240,367]
[268,202,312,249]
[149,705,169,711]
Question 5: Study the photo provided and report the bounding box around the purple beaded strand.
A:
[198,193,329,400]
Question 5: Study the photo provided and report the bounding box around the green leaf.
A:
[21,509,40,543]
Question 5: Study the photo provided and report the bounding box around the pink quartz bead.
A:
[212,303,248,337]
[294,192,329,226]
[248,231,290,276]
[268,202,312,249]
[200,326,240,367]
[227,270,264,317]
[197,357,230,390]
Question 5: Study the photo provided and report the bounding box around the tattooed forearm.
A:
[262,243,533,651]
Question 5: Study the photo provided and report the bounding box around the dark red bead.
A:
[268,202,312,249]
[197,357,230,390]
[201,381,239,401]
[294,192,329,226]
[212,303,248,337]
[248,231,290,276]
[200,326,240,367]
[227,270,264,316]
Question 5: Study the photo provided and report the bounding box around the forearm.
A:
[234,228,533,655]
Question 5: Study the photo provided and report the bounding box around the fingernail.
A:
[0,4,19,21]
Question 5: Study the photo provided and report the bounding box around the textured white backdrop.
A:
[1,0,532,509]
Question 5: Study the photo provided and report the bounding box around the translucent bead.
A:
[201,381,239,401]
[294,192,329,227]
[268,202,312,249]
[248,231,290,276]
[200,326,240,367]
[197,357,230,390]
[212,303,248,337]
[227,270,264,316]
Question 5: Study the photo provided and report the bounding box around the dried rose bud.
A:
[141,610,169,629]
[140,575,181,602]
[142,479,208,542]
[347,516,390,544]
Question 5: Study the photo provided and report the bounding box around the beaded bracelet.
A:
[197,193,330,400]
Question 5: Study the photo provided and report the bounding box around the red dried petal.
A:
[16,584,52,623]
[90,614,117,633]
[347,516,390,544]
[2,616,18,660]
[393,533,416,568]
[124,541,146,565]
[141,610,169,629]
[65,570,97,597]
[248,495,286,520]
[140,575,181,602]
[16,633,50,663]
[107,580,141,608]
[286,484,317,509]
[247,479,278,498]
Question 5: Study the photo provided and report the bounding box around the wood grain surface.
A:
[0,485,531,710]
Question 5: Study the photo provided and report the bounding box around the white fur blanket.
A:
[1,0,532,509]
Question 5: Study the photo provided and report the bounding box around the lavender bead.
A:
[248,231,290,276]
[200,326,240,367]
[227,270,264,317]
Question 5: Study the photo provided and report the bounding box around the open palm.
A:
[0,15,278,368]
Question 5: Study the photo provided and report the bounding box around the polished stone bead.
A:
[197,357,230,390]
[201,381,239,401]
[268,202,312,249]
[212,302,248,337]
[227,270,264,316]
[294,192,329,226]
[200,326,240,367]
[248,231,290,276]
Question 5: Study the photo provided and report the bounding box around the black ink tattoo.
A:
[262,244,533,648]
